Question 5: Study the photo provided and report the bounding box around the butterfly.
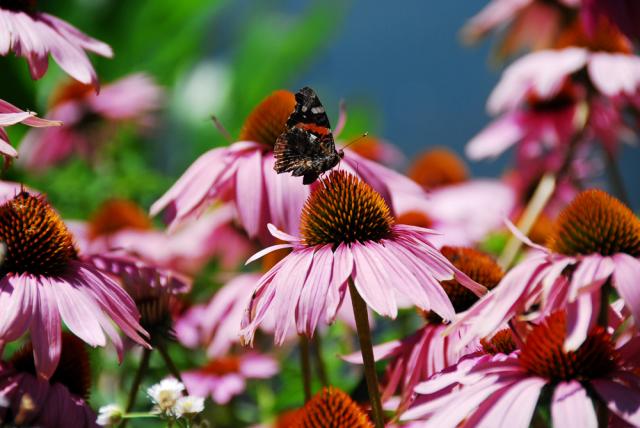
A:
[274,86,344,185]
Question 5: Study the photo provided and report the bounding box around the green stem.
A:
[348,279,384,428]
[119,348,152,428]
[156,341,188,393]
[299,334,313,403]
[312,334,329,387]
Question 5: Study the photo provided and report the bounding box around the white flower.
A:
[96,404,123,426]
[174,395,205,418]
[147,378,185,412]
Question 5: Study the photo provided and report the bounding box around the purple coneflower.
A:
[0,191,148,379]
[0,0,112,89]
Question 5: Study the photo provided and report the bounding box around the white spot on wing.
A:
[311,107,325,114]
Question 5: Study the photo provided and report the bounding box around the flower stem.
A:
[119,348,152,428]
[299,334,313,403]
[604,149,631,207]
[498,173,556,270]
[348,278,384,428]
[156,341,188,393]
[312,334,329,386]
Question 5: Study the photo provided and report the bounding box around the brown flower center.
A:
[290,386,373,428]
[50,80,94,109]
[519,312,617,381]
[202,357,241,376]
[0,0,36,13]
[481,329,518,355]
[407,148,468,190]
[300,171,394,247]
[555,16,633,54]
[0,192,77,277]
[239,90,296,148]
[88,199,152,239]
[11,333,91,399]
[426,247,503,323]
[547,189,640,257]
[396,210,433,229]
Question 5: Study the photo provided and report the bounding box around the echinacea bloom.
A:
[0,192,148,379]
[151,90,425,243]
[462,0,579,57]
[452,189,640,351]
[182,353,278,404]
[19,74,163,171]
[0,1,112,89]
[345,247,504,415]
[396,149,515,247]
[404,312,640,428]
[0,99,60,166]
[288,386,374,427]
[240,170,486,345]
[0,333,98,427]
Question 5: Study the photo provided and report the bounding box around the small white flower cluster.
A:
[96,378,204,426]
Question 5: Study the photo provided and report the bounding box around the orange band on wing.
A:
[295,123,331,136]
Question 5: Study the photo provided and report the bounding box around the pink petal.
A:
[551,381,597,428]
[235,150,265,238]
[0,276,33,342]
[612,254,640,323]
[29,278,62,380]
[466,113,525,160]
[351,242,397,318]
[564,292,599,351]
[591,378,640,426]
[296,245,334,335]
[325,243,353,322]
[588,53,640,97]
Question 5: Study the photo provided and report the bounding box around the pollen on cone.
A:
[239,90,296,147]
[547,189,640,257]
[290,386,374,428]
[407,147,468,189]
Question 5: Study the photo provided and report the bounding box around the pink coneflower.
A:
[151,90,425,243]
[240,170,486,345]
[0,191,148,379]
[287,386,374,428]
[452,189,640,351]
[0,98,60,166]
[396,149,515,247]
[345,247,504,415]
[0,1,112,89]
[182,353,278,405]
[462,0,579,58]
[18,74,163,171]
[0,333,98,427]
[404,312,640,427]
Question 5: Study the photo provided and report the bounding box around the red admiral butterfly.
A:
[274,87,344,185]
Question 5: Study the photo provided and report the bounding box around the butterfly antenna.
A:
[341,132,369,150]
[210,115,234,143]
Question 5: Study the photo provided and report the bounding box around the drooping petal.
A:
[551,381,597,428]
[612,254,640,323]
[351,242,397,318]
[591,378,640,426]
[29,278,62,380]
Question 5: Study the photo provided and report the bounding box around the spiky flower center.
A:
[300,171,394,247]
[0,192,77,276]
[239,90,296,148]
[481,329,518,355]
[88,199,152,239]
[426,247,503,323]
[407,148,468,189]
[202,357,241,376]
[11,333,91,399]
[290,386,373,428]
[0,0,36,12]
[547,189,640,257]
[519,312,617,380]
[555,17,632,54]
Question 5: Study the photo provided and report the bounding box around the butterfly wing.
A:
[286,86,331,130]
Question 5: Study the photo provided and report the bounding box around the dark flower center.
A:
[11,333,92,399]
[300,171,394,247]
[426,246,504,323]
[519,312,617,381]
[202,357,241,376]
[0,0,36,13]
[88,199,152,239]
[290,386,373,428]
[407,148,468,190]
[239,90,296,148]
[0,192,77,277]
[547,189,640,257]
[481,329,518,355]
